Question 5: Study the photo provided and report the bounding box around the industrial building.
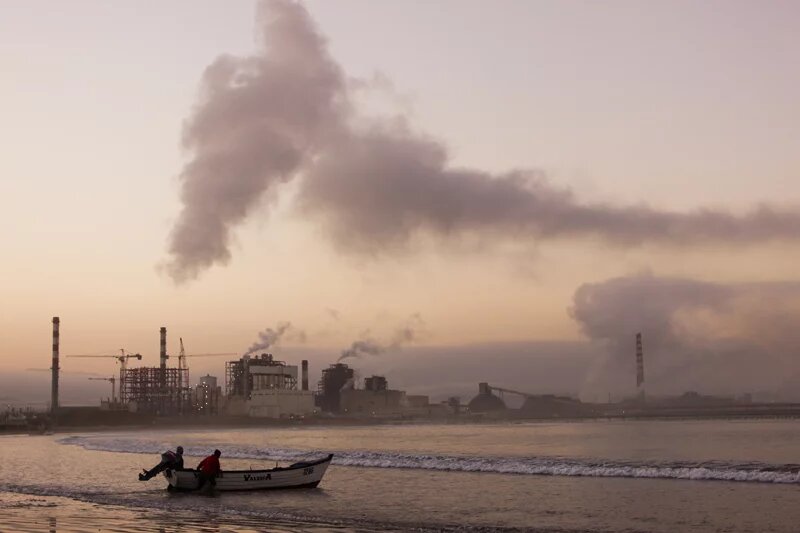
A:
[340,375,407,415]
[406,395,430,409]
[40,318,800,426]
[467,382,591,417]
[224,353,315,418]
[315,363,354,413]
[119,327,192,414]
[337,375,434,416]
[467,382,507,412]
[194,374,222,414]
[122,367,189,414]
[56,321,216,416]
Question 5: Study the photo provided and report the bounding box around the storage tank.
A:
[467,383,506,412]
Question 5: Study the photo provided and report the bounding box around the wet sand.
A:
[0,491,394,533]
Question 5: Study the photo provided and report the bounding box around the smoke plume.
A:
[165,0,346,282]
[338,315,424,362]
[297,130,800,255]
[244,321,305,356]
[338,339,383,362]
[165,0,800,281]
[569,274,800,398]
[339,377,355,392]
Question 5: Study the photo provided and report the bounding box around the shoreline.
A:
[5,408,800,436]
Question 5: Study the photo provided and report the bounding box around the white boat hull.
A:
[164,454,333,491]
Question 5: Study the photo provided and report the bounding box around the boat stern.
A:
[163,469,198,491]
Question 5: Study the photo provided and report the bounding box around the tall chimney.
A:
[301,360,309,391]
[51,317,60,414]
[635,332,645,397]
[243,355,251,399]
[160,327,167,370]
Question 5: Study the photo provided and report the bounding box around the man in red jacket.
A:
[196,449,222,491]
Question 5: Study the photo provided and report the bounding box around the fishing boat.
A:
[163,454,333,491]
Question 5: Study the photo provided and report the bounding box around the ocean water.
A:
[2,419,800,532]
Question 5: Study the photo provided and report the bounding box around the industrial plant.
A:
[5,317,800,433]
[224,353,314,418]
[40,317,447,425]
[316,369,433,416]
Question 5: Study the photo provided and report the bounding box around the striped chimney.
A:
[635,333,644,389]
[160,326,167,370]
[51,317,60,414]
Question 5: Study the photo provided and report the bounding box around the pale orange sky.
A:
[1,0,799,385]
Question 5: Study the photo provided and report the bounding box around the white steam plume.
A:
[165,0,346,282]
[165,0,800,282]
[569,274,800,397]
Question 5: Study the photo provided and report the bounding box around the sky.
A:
[1,0,799,403]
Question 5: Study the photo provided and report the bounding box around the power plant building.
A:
[115,329,190,415]
[194,374,222,414]
[340,375,408,415]
[224,354,315,418]
[316,363,355,413]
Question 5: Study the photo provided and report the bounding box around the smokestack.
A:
[243,355,251,399]
[51,317,60,415]
[160,327,167,370]
[301,360,309,391]
[635,332,645,395]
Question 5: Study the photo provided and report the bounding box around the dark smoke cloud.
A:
[338,314,424,362]
[244,321,305,356]
[166,0,800,281]
[569,274,800,398]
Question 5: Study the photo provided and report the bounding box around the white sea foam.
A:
[57,435,800,484]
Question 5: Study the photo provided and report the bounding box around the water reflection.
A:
[27,498,355,533]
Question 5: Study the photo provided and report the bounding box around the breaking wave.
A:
[58,435,800,484]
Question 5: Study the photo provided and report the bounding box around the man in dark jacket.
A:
[139,446,184,481]
[195,449,222,490]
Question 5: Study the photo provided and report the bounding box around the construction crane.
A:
[176,337,237,389]
[67,349,142,370]
[66,349,142,383]
[67,350,142,406]
[88,376,116,403]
